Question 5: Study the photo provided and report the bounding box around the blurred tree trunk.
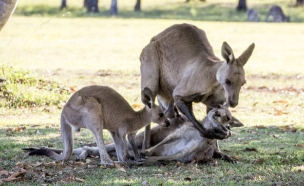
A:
[60,0,67,9]
[186,0,206,2]
[110,0,118,15]
[84,0,99,13]
[134,0,141,11]
[236,0,247,11]
[296,0,304,6]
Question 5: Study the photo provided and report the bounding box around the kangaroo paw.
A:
[204,125,231,140]
[141,149,152,156]
[222,154,237,164]
[100,158,115,168]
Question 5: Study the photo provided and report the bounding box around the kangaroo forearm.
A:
[174,96,208,136]
[175,95,229,140]
[142,125,151,150]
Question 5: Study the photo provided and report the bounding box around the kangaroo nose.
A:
[163,119,170,127]
[229,100,237,108]
[227,115,231,121]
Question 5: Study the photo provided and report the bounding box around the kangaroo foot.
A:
[213,150,236,164]
[100,158,115,168]
[201,125,231,140]
[141,149,152,157]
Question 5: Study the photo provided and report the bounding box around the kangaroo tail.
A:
[28,148,62,158]
[57,113,74,161]
[29,113,73,161]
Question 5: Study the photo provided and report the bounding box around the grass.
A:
[13,0,304,22]
[1,0,304,185]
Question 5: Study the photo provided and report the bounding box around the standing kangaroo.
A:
[140,23,255,148]
[24,105,242,163]
[0,0,18,31]
[28,85,169,167]
[265,5,290,22]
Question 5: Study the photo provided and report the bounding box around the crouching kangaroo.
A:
[247,9,260,22]
[140,23,255,148]
[25,105,243,164]
[27,85,169,167]
[265,5,290,22]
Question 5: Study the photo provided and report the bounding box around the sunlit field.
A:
[0,0,304,185]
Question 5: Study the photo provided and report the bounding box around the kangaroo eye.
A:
[225,79,232,86]
[159,113,164,117]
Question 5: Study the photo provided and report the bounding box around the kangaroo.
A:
[27,85,169,167]
[140,23,254,148]
[0,0,18,31]
[142,105,236,163]
[265,5,290,22]
[247,9,260,22]
[24,105,243,164]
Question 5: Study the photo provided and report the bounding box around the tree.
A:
[60,0,67,9]
[110,0,118,15]
[296,0,304,6]
[236,0,247,11]
[186,0,206,2]
[134,0,141,11]
[84,0,99,13]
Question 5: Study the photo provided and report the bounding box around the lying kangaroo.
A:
[0,0,18,31]
[140,23,255,147]
[247,9,260,22]
[142,104,236,163]
[25,105,243,164]
[28,85,169,167]
[265,5,290,22]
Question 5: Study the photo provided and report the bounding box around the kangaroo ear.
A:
[221,42,235,64]
[237,43,255,66]
[229,116,244,128]
[141,87,154,109]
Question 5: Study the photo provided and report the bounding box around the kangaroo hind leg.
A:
[82,97,114,167]
[140,42,161,150]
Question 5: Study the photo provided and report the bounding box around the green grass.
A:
[13,0,304,22]
[0,65,71,108]
[1,0,304,185]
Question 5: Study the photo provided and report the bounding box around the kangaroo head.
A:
[207,104,232,127]
[216,42,255,108]
[141,87,170,127]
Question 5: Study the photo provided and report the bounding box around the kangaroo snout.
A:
[163,119,171,127]
[228,99,238,108]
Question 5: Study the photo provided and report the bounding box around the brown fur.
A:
[140,23,254,147]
